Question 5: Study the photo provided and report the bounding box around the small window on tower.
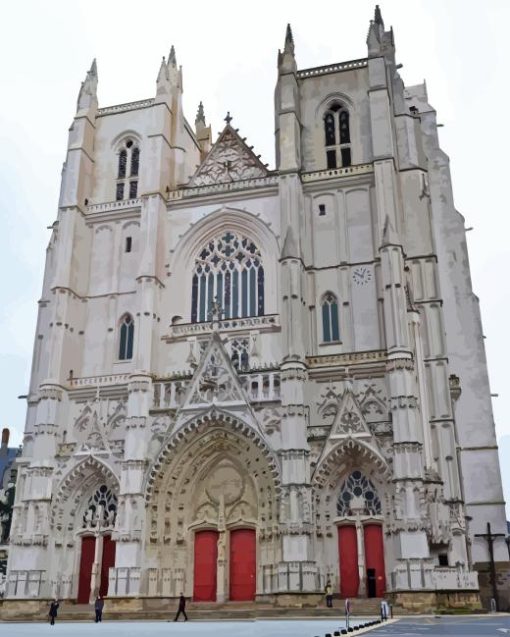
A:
[116,183,124,201]
[129,181,138,199]
[438,554,449,567]
[318,204,326,216]
[326,150,337,170]
[125,237,132,253]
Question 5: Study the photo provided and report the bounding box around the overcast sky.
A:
[1,0,509,515]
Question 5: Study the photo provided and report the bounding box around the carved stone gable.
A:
[174,333,259,432]
[189,125,268,186]
[330,390,371,438]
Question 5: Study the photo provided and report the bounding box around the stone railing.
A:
[297,58,368,79]
[302,163,373,183]
[168,175,278,201]
[69,373,131,388]
[152,370,281,409]
[433,567,479,591]
[86,198,142,215]
[97,98,155,116]
[166,314,280,339]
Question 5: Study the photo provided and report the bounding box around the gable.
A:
[189,125,268,187]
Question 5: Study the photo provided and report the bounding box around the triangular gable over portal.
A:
[189,122,268,187]
[174,332,260,432]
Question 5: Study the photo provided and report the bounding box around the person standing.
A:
[174,593,188,622]
[325,580,333,608]
[380,598,389,621]
[48,598,59,626]
[344,597,351,630]
[95,596,104,623]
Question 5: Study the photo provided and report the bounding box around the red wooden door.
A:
[77,536,96,603]
[364,524,386,597]
[338,525,359,597]
[193,530,218,601]
[229,529,256,601]
[100,535,116,597]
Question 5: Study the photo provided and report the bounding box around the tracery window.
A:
[116,139,140,201]
[337,470,381,516]
[191,232,265,323]
[321,293,340,342]
[118,314,134,360]
[230,338,250,371]
[324,102,351,169]
[82,485,118,528]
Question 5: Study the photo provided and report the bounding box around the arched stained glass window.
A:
[119,314,134,360]
[116,140,140,201]
[337,470,381,516]
[83,485,118,528]
[191,232,265,323]
[321,293,340,342]
[323,102,351,169]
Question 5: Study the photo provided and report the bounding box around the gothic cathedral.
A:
[5,7,509,612]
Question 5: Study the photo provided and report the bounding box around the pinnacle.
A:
[374,4,383,26]
[168,45,177,66]
[284,23,294,53]
[195,101,206,126]
[89,58,97,77]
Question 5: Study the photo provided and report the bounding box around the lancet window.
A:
[324,102,351,169]
[82,485,118,529]
[116,139,140,201]
[321,292,340,342]
[191,232,265,323]
[118,314,134,360]
[337,470,381,516]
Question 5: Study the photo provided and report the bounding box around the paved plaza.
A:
[2,616,510,636]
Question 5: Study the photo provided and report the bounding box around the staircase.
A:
[0,597,396,622]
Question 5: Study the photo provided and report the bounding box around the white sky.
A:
[1,0,509,515]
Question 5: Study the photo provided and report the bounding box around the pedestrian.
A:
[95,596,104,623]
[325,580,333,608]
[174,593,188,622]
[48,598,59,626]
[380,598,389,621]
[344,597,351,630]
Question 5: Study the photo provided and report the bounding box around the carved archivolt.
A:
[50,456,119,532]
[144,409,282,564]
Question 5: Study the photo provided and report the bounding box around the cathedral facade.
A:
[5,7,509,611]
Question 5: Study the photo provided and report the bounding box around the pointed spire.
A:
[168,45,177,67]
[284,23,294,54]
[157,56,168,83]
[195,101,206,127]
[77,58,98,112]
[374,4,384,26]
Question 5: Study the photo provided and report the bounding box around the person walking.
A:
[95,596,104,623]
[48,598,59,626]
[380,598,389,621]
[325,580,333,608]
[174,593,188,622]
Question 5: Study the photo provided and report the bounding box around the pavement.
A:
[366,615,510,636]
[1,616,510,636]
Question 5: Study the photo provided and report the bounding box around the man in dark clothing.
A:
[48,599,59,625]
[95,596,104,623]
[174,593,188,622]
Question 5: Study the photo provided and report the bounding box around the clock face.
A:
[352,266,372,286]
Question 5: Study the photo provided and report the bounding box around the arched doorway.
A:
[145,412,281,601]
[313,441,389,600]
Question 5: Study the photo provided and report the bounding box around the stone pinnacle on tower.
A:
[76,58,98,112]
[374,4,384,27]
[284,23,294,54]
[195,101,206,128]
[157,56,168,83]
[168,45,177,67]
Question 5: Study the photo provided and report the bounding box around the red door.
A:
[229,529,256,601]
[364,524,386,598]
[193,530,218,601]
[338,525,359,597]
[100,535,116,597]
[77,536,96,603]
